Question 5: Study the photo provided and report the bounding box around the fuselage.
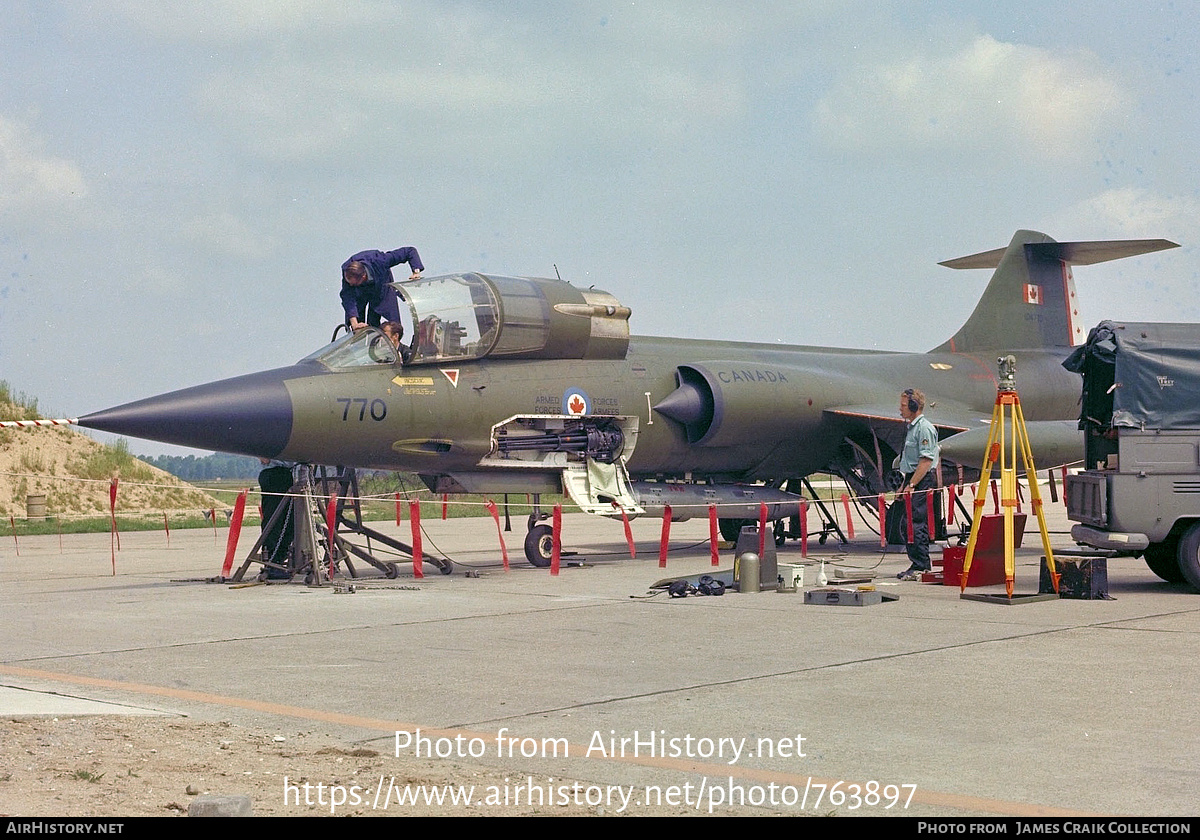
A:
[270,334,1079,481]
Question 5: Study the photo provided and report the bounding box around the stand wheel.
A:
[525,524,554,567]
[773,521,786,546]
[385,562,399,579]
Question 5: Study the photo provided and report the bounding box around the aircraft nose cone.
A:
[78,365,304,458]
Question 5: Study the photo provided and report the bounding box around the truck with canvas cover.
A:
[1063,320,1200,590]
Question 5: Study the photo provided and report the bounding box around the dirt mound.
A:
[0,423,223,520]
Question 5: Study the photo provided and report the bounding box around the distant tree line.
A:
[141,451,412,488]
[142,452,262,480]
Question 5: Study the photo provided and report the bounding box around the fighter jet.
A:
[80,230,1177,564]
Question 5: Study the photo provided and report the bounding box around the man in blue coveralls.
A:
[896,388,940,580]
[340,247,424,331]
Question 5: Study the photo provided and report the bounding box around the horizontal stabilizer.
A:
[940,238,1178,270]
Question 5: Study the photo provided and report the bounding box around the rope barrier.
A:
[1,462,1083,575]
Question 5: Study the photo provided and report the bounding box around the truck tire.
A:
[1144,539,1184,583]
[1176,523,1200,592]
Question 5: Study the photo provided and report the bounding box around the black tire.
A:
[773,521,787,546]
[385,562,399,579]
[718,518,753,543]
[524,524,554,567]
[1143,539,1184,583]
[1176,523,1200,592]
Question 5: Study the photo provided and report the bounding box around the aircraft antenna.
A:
[553,264,562,282]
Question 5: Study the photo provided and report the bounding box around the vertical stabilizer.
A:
[934,230,1178,353]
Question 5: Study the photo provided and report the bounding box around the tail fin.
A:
[934,230,1178,353]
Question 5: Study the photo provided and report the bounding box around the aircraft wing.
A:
[825,403,1084,470]
[824,401,979,436]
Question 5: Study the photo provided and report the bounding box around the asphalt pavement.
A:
[2,493,1197,817]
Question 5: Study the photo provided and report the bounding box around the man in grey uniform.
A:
[897,388,940,580]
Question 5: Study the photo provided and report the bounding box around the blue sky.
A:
[2,2,1197,455]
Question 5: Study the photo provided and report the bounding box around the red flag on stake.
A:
[839,493,855,540]
[395,492,402,526]
[9,515,17,557]
[926,488,935,542]
[409,500,423,579]
[551,503,562,576]
[220,489,248,578]
[878,494,887,547]
[659,505,672,568]
[163,512,171,547]
[442,494,448,520]
[326,492,338,579]
[757,502,768,557]
[485,500,509,571]
[947,485,957,526]
[799,499,808,559]
[613,501,636,559]
[708,504,719,566]
[109,478,120,574]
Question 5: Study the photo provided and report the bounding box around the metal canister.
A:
[736,551,761,593]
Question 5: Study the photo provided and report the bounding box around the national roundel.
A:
[562,388,590,416]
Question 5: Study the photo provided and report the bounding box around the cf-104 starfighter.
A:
[80,230,1177,564]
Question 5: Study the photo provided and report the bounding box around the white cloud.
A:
[0,116,87,211]
[1050,188,1200,325]
[104,0,384,41]
[815,35,1129,160]
[194,29,752,165]
[1055,187,1200,242]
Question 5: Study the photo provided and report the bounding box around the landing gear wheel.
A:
[1175,523,1200,591]
[525,524,554,568]
[1144,539,1183,583]
[385,562,399,579]
[718,518,753,543]
[774,521,786,547]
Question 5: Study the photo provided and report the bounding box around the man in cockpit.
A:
[340,247,424,331]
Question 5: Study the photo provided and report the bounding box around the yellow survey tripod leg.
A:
[960,356,1059,597]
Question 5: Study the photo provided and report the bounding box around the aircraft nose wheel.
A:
[524,524,554,567]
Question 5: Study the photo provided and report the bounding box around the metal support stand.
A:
[961,356,1060,600]
[231,465,452,583]
[800,477,848,545]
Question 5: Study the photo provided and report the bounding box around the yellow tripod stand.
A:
[961,355,1060,597]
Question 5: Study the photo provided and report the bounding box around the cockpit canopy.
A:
[305,273,631,371]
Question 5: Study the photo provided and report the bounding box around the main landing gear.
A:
[524,494,555,567]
